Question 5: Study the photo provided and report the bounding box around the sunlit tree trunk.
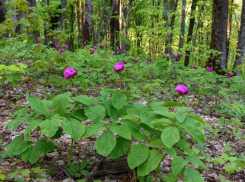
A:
[96,0,109,46]
[184,0,198,66]
[169,0,178,44]
[227,0,233,61]
[124,0,130,51]
[84,0,92,42]
[234,0,245,75]
[207,0,228,74]
[119,0,124,50]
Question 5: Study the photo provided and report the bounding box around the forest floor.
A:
[0,83,245,182]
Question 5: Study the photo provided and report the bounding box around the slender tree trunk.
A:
[102,0,116,42]
[184,0,198,66]
[96,0,109,46]
[124,0,130,51]
[69,4,75,51]
[178,0,186,60]
[58,0,67,30]
[207,0,228,74]
[169,0,178,44]
[110,0,119,49]
[0,0,6,24]
[84,0,92,42]
[163,0,174,60]
[227,0,233,62]
[234,0,245,75]
[119,0,124,50]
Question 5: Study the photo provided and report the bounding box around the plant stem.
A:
[73,78,77,96]
[133,169,137,182]
[154,154,166,182]
[68,138,74,165]
[119,71,122,89]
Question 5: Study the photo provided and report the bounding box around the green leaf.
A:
[186,113,205,124]
[224,163,236,175]
[24,119,43,141]
[62,118,85,141]
[111,137,131,159]
[161,127,180,148]
[149,137,164,148]
[80,160,88,169]
[176,108,186,123]
[36,139,54,154]
[22,146,40,164]
[39,118,61,138]
[185,167,204,182]
[108,123,131,140]
[4,136,24,157]
[137,150,163,176]
[83,122,106,138]
[94,131,116,157]
[27,97,49,118]
[20,169,31,178]
[112,94,127,110]
[69,109,87,121]
[188,129,205,146]
[52,93,70,115]
[14,141,32,155]
[32,166,46,173]
[127,144,149,169]
[75,95,92,105]
[6,117,28,129]
[213,158,225,164]
[163,101,183,107]
[84,105,105,122]
[186,156,208,169]
[171,156,188,175]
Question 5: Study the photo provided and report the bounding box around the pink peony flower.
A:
[10,35,13,38]
[146,61,149,65]
[94,46,97,49]
[193,65,197,69]
[84,41,87,45]
[148,56,150,59]
[227,72,232,78]
[134,59,138,63]
[37,38,41,42]
[64,66,77,79]
[59,49,64,54]
[90,50,95,54]
[175,85,188,95]
[174,55,178,59]
[100,44,105,48]
[88,69,92,74]
[64,44,67,49]
[27,83,33,87]
[116,47,120,51]
[206,67,213,72]
[56,45,60,49]
[19,36,22,39]
[114,62,124,72]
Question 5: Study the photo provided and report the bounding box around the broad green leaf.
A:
[6,117,28,129]
[20,169,31,178]
[127,144,149,169]
[163,101,183,107]
[75,95,92,105]
[151,118,172,125]
[185,167,204,182]
[14,141,32,155]
[24,119,43,141]
[153,110,176,120]
[39,118,61,138]
[84,105,105,122]
[121,119,140,135]
[62,118,85,141]
[108,123,131,140]
[186,113,205,124]
[213,158,225,164]
[83,122,106,138]
[186,156,208,169]
[149,137,164,148]
[112,94,127,110]
[69,109,87,121]
[22,146,40,164]
[188,129,205,146]
[52,93,70,115]
[161,127,180,148]
[176,108,186,123]
[36,139,54,154]
[94,131,116,157]
[171,156,188,175]
[111,137,131,159]
[4,136,24,157]
[225,163,236,175]
[137,150,163,176]
[27,97,49,118]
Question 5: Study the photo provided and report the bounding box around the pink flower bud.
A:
[94,46,97,49]
[114,62,124,72]
[64,44,67,49]
[27,83,33,87]
[56,45,60,49]
[227,72,232,78]
[134,59,138,63]
[63,66,77,79]
[88,69,92,74]
[193,65,197,69]
[175,85,188,95]
[90,50,95,54]
[59,49,64,54]
[146,61,149,65]
[84,41,87,45]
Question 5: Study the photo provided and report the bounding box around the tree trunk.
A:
[96,0,109,46]
[69,4,75,51]
[207,0,228,74]
[0,0,7,24]
[124,0,130,51]
[119,0,124,50]
[184,0,198,66]
[227,0,233,62]
[102,0,116,42]
[58,0,67,30]
[169,0,178,44]
[110,0,119,49]
[163,0,174,60]
[233,0,245,75]
[178,0,186,60]
[84,0,92,42]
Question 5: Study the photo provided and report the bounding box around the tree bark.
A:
[178,0,186,60]
[184,0,198,66]
[163,0,174,60]
[119,0,124,50]
[234,0,245,75]
[96,0,109,46]
[169,0,178,44]
[207,0,228,74]
[227,0,233,62]
[110,0,119,49]
[0,0,6,24]
[102,0,116,42]
[84,0,92,42]
[58,0,67,30]
[124,0,130,51]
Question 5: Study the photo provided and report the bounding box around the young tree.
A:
[233,0,245,75]
[207,0,229,74]
[178,0,186,60]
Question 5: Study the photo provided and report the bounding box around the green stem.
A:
[68,138,74,165]
[73,78,77,97]
[119,71,122,89]
[133,169,137,182]
[154,154,166,182]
